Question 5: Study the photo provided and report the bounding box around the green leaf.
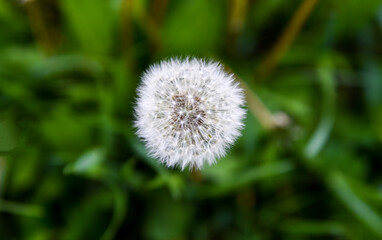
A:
[305,56,336,159]
[101,184,127,240]
[328,172,382,238]
[60,0,115,54]
[64,148,106,177]
[0,119,17,153]
[161,0,224,55]
[0,199,45,218]
[143,193,193,240]
[280,219,346,236]
[198,160,294,198]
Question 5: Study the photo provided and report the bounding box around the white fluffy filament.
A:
[134,58,246,170]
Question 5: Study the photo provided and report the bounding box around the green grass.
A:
[1,0,382,239]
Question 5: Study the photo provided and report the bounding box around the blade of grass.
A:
[256,0,319,80]
[328,171,382,238]
[24,0,60,53]
[0,157,5,198]
[101,183,127,240]
[280,219,346,236]
[197,160,294,198]
[226,0,249,53]
[0,199,45,218]
[304,56,335,159]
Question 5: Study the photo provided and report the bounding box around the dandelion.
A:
[134,58,246,170]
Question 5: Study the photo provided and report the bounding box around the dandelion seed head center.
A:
[170,93,206,131]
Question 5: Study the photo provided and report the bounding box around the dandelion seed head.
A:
[134,57,246,170]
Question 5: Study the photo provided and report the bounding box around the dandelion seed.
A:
[134,57,246,170]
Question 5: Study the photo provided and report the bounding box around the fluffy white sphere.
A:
[134,58,246,170]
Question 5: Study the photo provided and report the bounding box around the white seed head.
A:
[134,58,246,170]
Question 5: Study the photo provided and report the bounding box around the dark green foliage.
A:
[0,0,382,239]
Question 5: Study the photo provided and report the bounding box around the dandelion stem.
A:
[240,80,278,131]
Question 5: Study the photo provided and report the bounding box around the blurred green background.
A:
[1,0,382,239]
